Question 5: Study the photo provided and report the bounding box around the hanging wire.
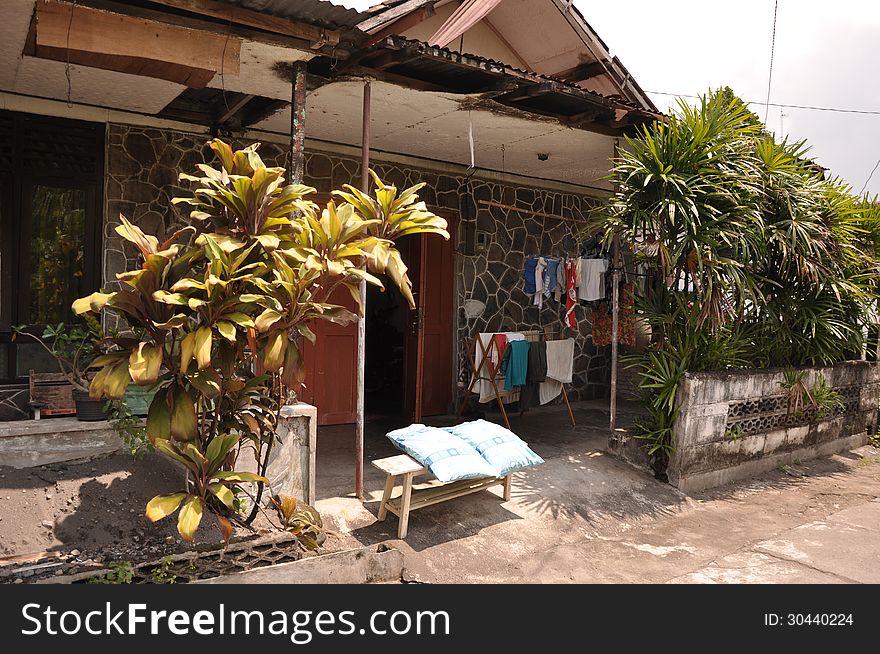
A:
[860,157,880,196]
[763,0,779,124]
[220,17,233,116]
[65,0,77,107]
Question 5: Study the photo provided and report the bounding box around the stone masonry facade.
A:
[104,124,611,403]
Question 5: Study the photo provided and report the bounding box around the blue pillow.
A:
[386,424,498,483]
[443,420,544,476]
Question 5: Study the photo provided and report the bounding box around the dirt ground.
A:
[0,450,281,574]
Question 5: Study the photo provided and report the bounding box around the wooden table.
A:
[372,454,512,539]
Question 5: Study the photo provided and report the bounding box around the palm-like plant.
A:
[593,88,880,460]
[75,140,448,542]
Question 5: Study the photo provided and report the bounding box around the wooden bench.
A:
[29,371,76,419]
[372,454,512,539]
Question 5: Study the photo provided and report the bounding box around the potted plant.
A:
[13,317,109,421]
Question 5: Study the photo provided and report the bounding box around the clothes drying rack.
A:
[456,329,576,430]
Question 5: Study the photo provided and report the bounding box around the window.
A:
[0,111,103,381]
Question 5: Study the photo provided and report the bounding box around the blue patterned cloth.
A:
[523,256,538,295]
[545,258,560,295]
[444,420,544,477]
[386,424,497,482]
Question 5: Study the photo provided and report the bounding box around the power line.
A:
[860,157,880,196]
[763,0,779,123]
[646,91,880,116]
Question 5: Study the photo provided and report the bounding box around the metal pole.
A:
[610,235,620,432]
[355,79,371,500]
[610,138,621,432]
[289,61,307,184]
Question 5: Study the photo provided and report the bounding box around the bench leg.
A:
[503,474,512,502]
[377,473,396,521]
[398,472,414,539]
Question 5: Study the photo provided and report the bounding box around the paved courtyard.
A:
[315,401,880,583]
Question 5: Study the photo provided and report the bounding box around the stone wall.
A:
[667,362,879,492]
[104,123,611,402]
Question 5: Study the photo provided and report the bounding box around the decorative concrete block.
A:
[240,402,316,506]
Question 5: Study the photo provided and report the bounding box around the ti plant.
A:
[271,495,323,551]
[74,139,448,542]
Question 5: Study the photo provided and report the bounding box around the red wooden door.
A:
[404,214,456,421]
[299,285,358,426]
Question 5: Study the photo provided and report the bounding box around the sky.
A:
[339,0,880,196]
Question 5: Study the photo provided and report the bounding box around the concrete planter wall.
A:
[668,361,880,492]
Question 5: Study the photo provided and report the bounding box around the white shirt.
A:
[578,258,608,301]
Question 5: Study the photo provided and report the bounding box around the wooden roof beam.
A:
[552,60,608,82]
[363,4,436,48]
[144,0,340,47]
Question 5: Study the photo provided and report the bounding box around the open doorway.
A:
[364,278,407,420]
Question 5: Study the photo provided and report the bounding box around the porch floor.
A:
[314,400,880,583]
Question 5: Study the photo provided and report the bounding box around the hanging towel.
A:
[520,339,548,410]
[501,340,530,390]
[523,257,538,295]
[578,258,609,301]
[539,338,575,405]
[533,257,547,308]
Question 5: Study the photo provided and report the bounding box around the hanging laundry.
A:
[578,258,609,301]
[474,332,525,403]
[539,338,575,405]
[592,283,636,347]
[533,257,547,308]
[519,339,548,410]
[544,258,559,298]
[501,340,530,390]
[523,256,538,295]
[554,259,565,302]
[564,259,578,329]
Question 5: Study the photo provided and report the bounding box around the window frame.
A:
[0,110,104,383]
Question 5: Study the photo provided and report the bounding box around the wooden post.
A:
[289,61,307,183]
[355,79,371,500]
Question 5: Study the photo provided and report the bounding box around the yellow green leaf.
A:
[129,342,162,386]
[145,492,187,522]
[177,495,204,542]
[263,331,287,372]
[194,327,213,370]
[208,482,235,508]
[72,292,115,315]
[254,308,283,333]
[103,361,132,400]
[146,388,171,443]
[170,387,198,441]
[180,331,196,372]
[215,321,236,342]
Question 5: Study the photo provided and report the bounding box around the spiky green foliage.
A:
[594,90,880,461]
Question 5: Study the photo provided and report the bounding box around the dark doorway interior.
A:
[365,278,407,420]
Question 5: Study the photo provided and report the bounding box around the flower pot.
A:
[123,385,157,417]
[72,389,109,422]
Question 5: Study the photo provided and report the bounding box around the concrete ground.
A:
[314,401,880,583]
